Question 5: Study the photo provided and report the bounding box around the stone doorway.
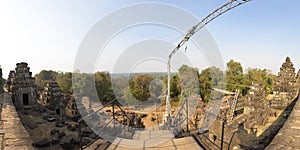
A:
[56,109,60,115]
[22,94,29,105]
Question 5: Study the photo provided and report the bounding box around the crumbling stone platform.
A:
[0,92,34,150]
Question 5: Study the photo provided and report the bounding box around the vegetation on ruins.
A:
[35,70,72,94]
[32,58,291,106]
[34,70,58,91]
[225,60,276,96]
[244,68,276,95]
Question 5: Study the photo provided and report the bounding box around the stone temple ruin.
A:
[39,81,63,111]
[272,57,299,109]
[37,81,82,121]
[1,57,299,150]
[65,94,80,120]
[7,70,15,93]
[8,62,37,110]
[244,83,270,128]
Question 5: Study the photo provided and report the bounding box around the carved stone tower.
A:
[12,62,37,110]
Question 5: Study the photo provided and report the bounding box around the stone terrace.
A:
[0,92,33,150]
[266,95,300,149]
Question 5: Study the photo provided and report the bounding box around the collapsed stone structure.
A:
[7,70,15,93]
[204,120,241,150]
[9,62,37,110]
[244,83,267,114]
[272,57,298,109]
[65,94,80,119]
[223,92,243,122]
[39,81,63,112]
[244,83,270,128]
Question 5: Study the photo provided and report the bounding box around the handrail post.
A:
[220,119,226,150]
[78,120,82,150]
[186,99,189,133]
[112,102,115,127]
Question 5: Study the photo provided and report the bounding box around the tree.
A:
[35,70,74,94]
[56,72,73,94]
[129,74,154,102]
[95,71,114,103]
[164,74,181,102]
[226,60,244,93]
[122,88,139,106]
[111,76,128,102]
[178,65,200,103]
[149,79,163,98]
[35,70,58,91]
[72,73,97,100]
[244,68,276,94]
[199,66,224,103]
[171,74,181,101]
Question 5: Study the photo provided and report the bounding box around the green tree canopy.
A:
[72,73,95,99]
[178,65,200,103]
[95,71,115,103]
[226,60,244,93]
[56,72,73,94]
[164,74,181,102]
[199,66,224,103]
[129,74,154,102]
[35,70,58,91]
[244,68,275,94]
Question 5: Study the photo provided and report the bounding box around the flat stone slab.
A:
[106,136,202,150]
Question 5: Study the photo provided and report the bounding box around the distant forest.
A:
[34,59,276,105]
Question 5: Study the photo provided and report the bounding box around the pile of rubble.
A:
[244,83,271,128]
[65,94,81,121]
[33,128,79,149]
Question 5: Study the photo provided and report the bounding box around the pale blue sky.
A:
[0,0,300,78]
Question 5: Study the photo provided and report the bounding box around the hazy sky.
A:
[1,0,300,78]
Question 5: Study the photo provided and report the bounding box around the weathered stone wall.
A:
[39,81,62,110]
[7,71,15,93]
[244,83,270,127]
[272,57,298,109]
[65,95,80,118]
[10,62,37,110]
[266,95,300,149]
